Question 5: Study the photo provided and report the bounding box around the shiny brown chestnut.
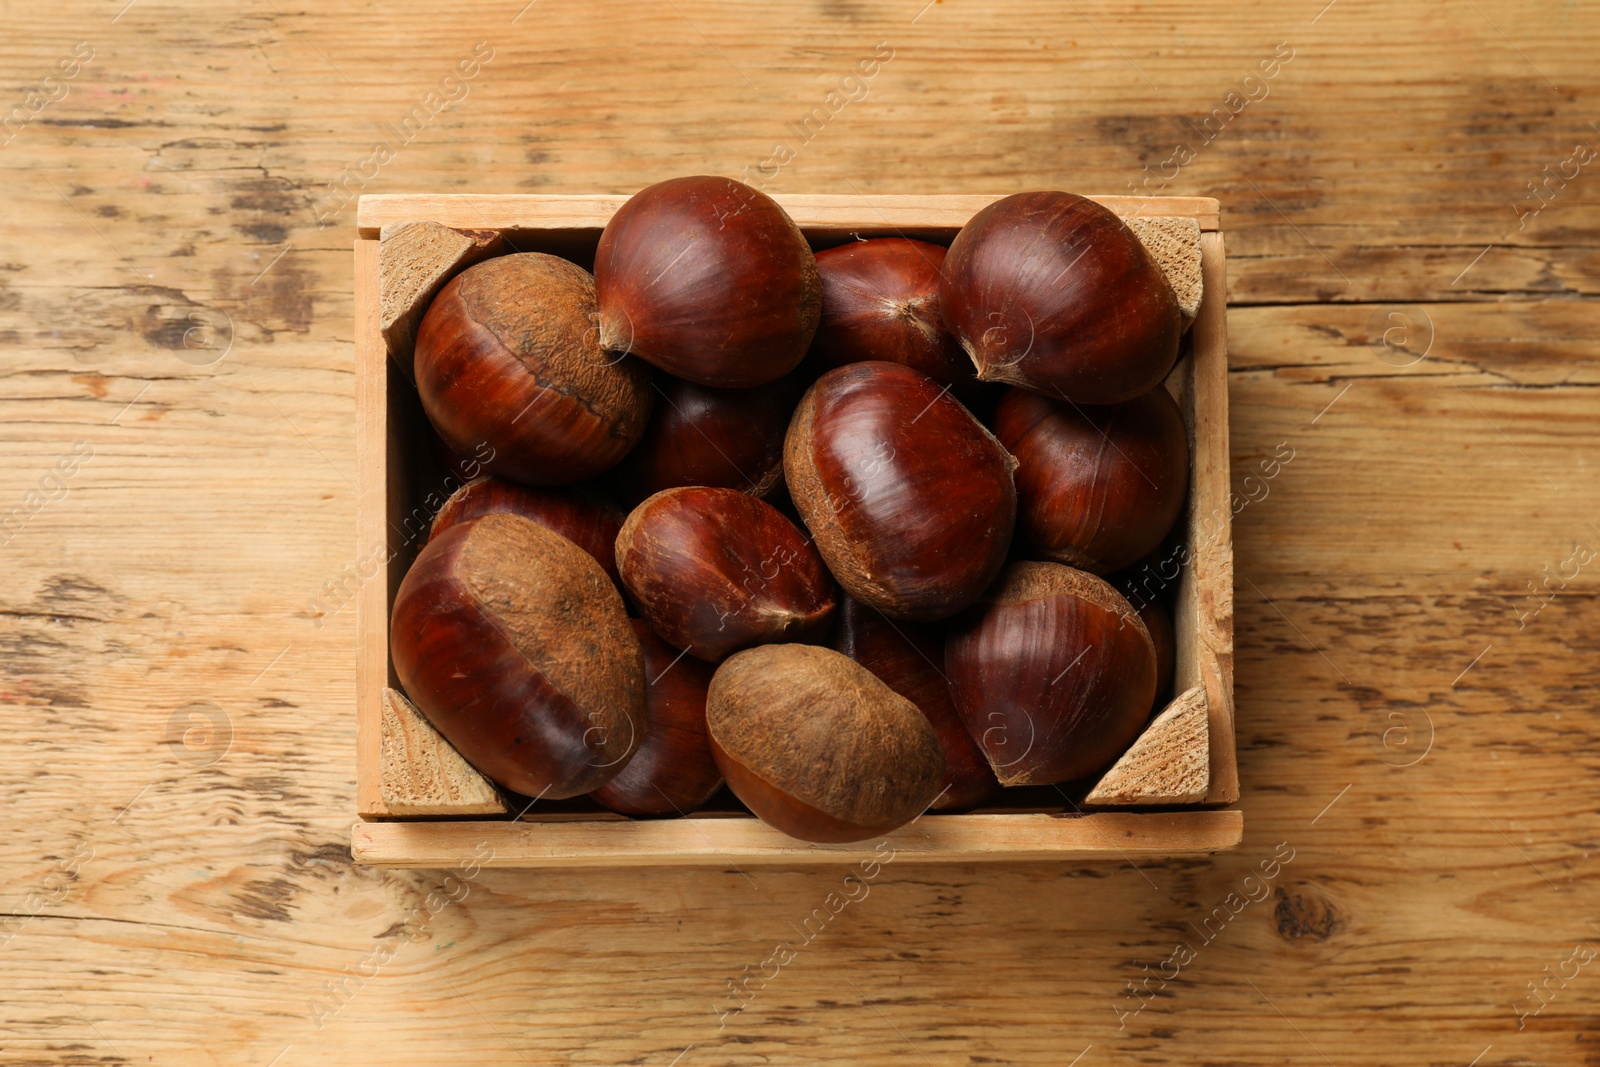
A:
[591,620,723,817]
[414,253,653,486]
[615,486,836,662]
[390,513,645,798]
[829,597,998,811]
[594,176,821,388]
[809,238,977,398]
[706,644,944,843]
[946,562,1156,786]
[940,192,1181,404]
[994,385,1189,574]
[429,476,625,586]
[784,361,1018,621]
[607,374,801,505]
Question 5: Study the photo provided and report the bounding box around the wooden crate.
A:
[350,193,1239,869]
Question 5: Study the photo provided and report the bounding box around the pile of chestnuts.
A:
[390,176,1192,844]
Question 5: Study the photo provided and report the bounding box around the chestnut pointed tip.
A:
[992,767,1033,789]
[975,360,1031,388]
[959,337,986,377]
[597,311,633,356]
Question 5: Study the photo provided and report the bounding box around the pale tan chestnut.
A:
[706,644,944,843]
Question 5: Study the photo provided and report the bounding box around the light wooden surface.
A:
[358,196,1229,847]
[2,2,1597,1065]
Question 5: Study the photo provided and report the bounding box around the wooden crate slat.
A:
[1192,231,1239,804]
[354,238,390,818]
[351,810,1243,869]
[356,193,1221,238]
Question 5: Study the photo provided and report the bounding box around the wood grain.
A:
[1185,231,1240,804]
[379,688,505,816]
[355,192,1223,237]
[2,1,1597,1064]
[1085,686,1211,806]
[353,811,1244,868]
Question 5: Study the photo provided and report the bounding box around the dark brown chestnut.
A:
[615,486,836,662]
[940,192,1181,404]
[390,513,645,798]
[429,476,625,586]
[594,176,821,388]
[808,238,977,398]
[784,361,1017,621]
[706,643,944,842]
[414,252,653,486]
[607,374,801,505]
[946,562,1156,786]
[829,597,998,811]
[994,385,1189,574]
[591,620,723,817]
[424,419,496,486]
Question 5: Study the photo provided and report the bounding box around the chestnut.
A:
[414,253,653,486]
[591,620,723,817]
[429,476,625,586]
[940,192,1181,404]
[607,373,801,505]
[829,597,999,811]
[594,176,821,388]
[784,361,1017,621]
[390,513,645,798]
[946,561,1156,786]
[994,385,1189,574]
[706,643,944,842]
[424,419,495,485]
[808,238,977,398]
[615,486,836,662]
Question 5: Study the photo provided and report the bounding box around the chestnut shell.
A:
[940,192,1181,405]
[615,486,837,662]
[706,643,944,843]
[607,374,801,505]
[594,176,822,388]
[946,562,1156,786]
[429,476,625,586]
[808,238,976,397]
[390,513,645,798]
[994,385,1189,574]
[414,253,653,486]
[829,597,999,811]
[784,361,1018,621]
[590,620,723,817]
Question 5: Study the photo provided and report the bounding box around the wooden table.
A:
[3,2,1595,1063]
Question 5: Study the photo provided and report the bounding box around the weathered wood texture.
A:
[1,1,1596,1065]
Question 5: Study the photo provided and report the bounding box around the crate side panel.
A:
[351,810,1243,869]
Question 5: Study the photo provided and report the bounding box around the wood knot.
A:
[1273,885,1342,943]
